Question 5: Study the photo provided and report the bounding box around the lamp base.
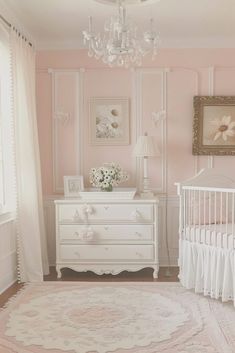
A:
[140,191,155,199]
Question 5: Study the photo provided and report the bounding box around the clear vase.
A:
[101,184,113,192]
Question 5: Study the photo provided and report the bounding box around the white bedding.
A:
[180,226,235,304]
[184,224,235,249]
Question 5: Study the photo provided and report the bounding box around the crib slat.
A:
[214,191,217,232]
[183,189,186,240]
[193,189,196,242]
[220,192,223,234]
[187,189,190,229]
[203,191,206,227]
[198,190,201,228]
[226,192,229,235]
[209,191,211,229]
[232,193,235,236]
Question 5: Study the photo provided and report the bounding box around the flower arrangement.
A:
[89,163,129,192]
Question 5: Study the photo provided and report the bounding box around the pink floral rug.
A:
[0,282,235,353]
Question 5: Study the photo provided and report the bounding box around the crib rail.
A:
[179,186,235,248]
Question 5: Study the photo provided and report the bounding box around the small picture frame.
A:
[193,96,235,155]
[63,176,84,197]
[89,97,130,145]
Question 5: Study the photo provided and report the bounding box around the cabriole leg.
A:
[56,266,62,279]
[153,267,159,279]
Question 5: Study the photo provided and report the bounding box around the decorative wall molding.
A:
[131,68,138,188]
[208,66,215,169]
[78,68,85,176]
[162,69,168,194]
[49,69,81,193]
[169,68,200,176]
[43,65,227,193]
[135,70,143,192]
[135,68,167,194]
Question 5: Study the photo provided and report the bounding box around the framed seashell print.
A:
[193,96,235,155]
[89,97,130,145]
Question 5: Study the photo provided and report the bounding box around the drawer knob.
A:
[74,231,88,241]
[74,251,80,258]
[74,231,81,239]
[84,230,94,241]
[136,252,143,258]
[73,210,80,222]
[81,227,94,241]
[131,209,141,221]
[135,232,142,237]
[82,204,94,215]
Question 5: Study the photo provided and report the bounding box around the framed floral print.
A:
[89,97,130,145]
[193,96,235,155]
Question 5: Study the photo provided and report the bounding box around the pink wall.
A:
[36,49,235,196]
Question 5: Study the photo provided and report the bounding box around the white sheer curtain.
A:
[0,22,15,213]
[10,28,49,281]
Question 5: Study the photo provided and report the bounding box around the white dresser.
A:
[55,197,159,278]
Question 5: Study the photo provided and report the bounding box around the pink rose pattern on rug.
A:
[0,282,234,353]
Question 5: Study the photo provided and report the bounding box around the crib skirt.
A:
[179,239,235,306]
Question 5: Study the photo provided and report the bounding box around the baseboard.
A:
[0,271,17,295]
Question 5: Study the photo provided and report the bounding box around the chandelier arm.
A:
[82,0,160,67]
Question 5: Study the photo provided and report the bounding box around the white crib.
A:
[176,169,235,305]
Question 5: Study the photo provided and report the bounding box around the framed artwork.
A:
[193,96,235,155]
[89,97,130,145]
[64,176,84,197]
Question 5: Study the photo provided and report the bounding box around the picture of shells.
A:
[90,98,129,145]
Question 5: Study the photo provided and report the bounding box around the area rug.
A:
[0,282,235,353]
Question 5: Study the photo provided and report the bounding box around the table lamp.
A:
[134,133,160,198]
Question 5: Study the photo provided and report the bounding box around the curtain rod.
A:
[0,13,11,27]
[0,13,33,46]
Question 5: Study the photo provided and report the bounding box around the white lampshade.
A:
[133,134,160,157]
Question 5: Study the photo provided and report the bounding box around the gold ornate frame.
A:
[193,96,235,155]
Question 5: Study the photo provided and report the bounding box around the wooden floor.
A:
[0,266,179,309]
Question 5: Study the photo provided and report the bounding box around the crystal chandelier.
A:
[83,0,160,68]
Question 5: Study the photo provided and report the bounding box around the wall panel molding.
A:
[170,67,200,176]
[136,68,167,193]
[135,70,143,192]
[49,69,81,193]
[208,66,215,169]
[131,68,138,187]
[78,68,85,176]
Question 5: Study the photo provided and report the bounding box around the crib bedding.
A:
[184,224,235,249]
[179,226,235,304]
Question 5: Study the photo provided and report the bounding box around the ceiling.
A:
[2,0,235,49]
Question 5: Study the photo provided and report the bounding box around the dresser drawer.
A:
[59,224,154,243]
[58,204,154,223]
[59,244,154,261]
